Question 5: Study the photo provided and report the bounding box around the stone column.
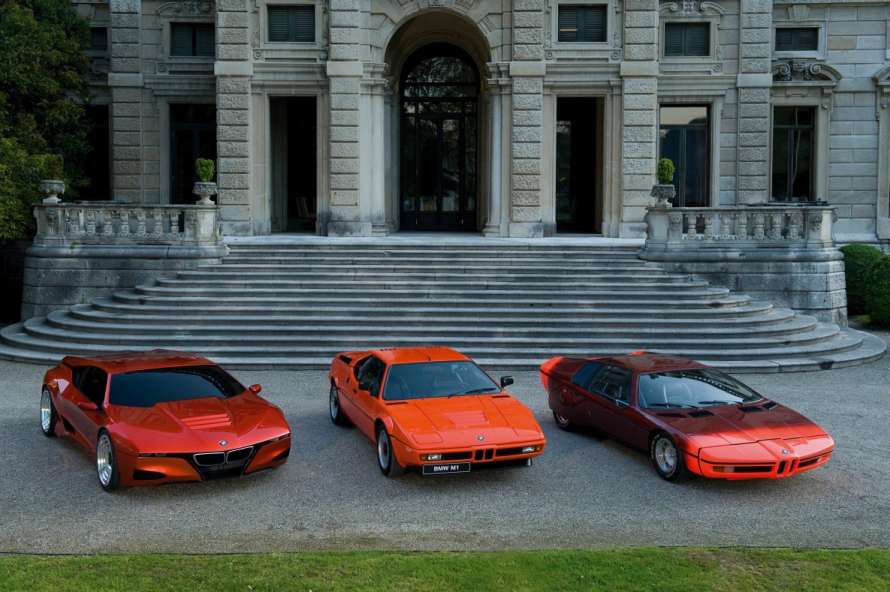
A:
[109,0,143,203]
[325,0,367,235]
[736,0,773,205]
[509,0,546,237]
[215,0,253,234]
[364,65,389,235]
[483,85,504,236]
[619,0,659,238]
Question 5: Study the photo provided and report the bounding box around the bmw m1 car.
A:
[541,352,834,482]
[328,346,546,477]
[40,350,291,491]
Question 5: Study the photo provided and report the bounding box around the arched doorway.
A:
[399,43,479,231]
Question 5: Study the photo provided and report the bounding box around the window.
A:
[589,365,631,403]
[109,366,245,407]
[89,27,108,51]
[659,105,710,207]
[268,5,315,42]
[775,27,818,52]
[571,361,605,390]
[558,5,607,43]
[664,22,710,57]
[75,367,108,406]
[171,23,214,57]
[355,356,386,397]
[772,106,815,202]
[383,361,500,401]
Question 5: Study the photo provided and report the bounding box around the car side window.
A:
[78,367,108,406]
[356,356,385,397]
[571,362,605,391]
[589,365,632,403]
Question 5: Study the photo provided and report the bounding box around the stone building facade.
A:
[72,0,890,241]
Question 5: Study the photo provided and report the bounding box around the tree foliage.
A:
[0,0,91,238]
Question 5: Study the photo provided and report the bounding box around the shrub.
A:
[195,158,215,183]
[656,158,675,185]
[865,255,890,326]
[841,244,883,315]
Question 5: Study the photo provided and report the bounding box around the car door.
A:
[581,365,641,444]
[555,361,606,426]
[66,366,107,448]
[348,356,385,439]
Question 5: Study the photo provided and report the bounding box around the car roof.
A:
[369,346,470,365]
[593,352,708,373]
[61,349,216,374]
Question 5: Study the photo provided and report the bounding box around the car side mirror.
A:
[500,376,514,388]
[76,400,99,412]
[249,384,262,394]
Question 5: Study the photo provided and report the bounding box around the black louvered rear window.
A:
[171,23,214,57]
[775,27,818,52]
[558,5,607,43]
[268,5,315,42]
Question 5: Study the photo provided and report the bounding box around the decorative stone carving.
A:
[39,180,65,204]
[659,1,725,17]
[773,61,833,83]
[157,1,213,16]
[193,181,218,205]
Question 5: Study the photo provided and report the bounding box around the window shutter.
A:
[90,27,108,51]
[268,6,291,42]
[795,28,818,50]
[686,23,709,56]
[171,24,193,56]
[664,23,684,56]
[583,6,606,42]
[195,24,215,57]
[558,6,578,42]
[291,6,315,42]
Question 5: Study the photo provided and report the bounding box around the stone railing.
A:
[644,205,836,247]
[32,202,222,247]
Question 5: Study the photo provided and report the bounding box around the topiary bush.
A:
[840,244,883,315]
[656,158,675,185]
[195,158,215,183]
[865,254,890,326]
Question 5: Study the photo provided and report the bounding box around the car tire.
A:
[553,410,573,431]
[650,432,692,483]
[329,383,351,427]
[96,431,121,492]
[40,388,57,438]
[376,425,405,478]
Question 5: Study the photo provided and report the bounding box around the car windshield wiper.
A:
[453,387,499,396]
[648,402,694,409]
[697,400,738,406]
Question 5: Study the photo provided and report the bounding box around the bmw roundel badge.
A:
[219,439,228,447]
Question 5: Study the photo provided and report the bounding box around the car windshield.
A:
[638,368,764,409]
[383,361,500,401]
[109,365,245,407]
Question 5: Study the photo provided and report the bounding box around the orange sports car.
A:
[328,346,546,476]
[40,350,291,491]
[541,352,834,482]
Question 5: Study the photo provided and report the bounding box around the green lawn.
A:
[1,549,889,591]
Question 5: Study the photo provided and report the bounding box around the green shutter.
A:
[558,6,578,42]
[664,23,684,56]
[776,27,818,51]
[685,23,709,56]
[291,6,315,42]
[581,6,606,42]
[195,24,215,57]
[171,23,193,56]
[268,6,291,42]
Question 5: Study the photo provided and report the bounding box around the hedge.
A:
[840,244,883,316]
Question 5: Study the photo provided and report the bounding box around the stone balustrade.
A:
[644,205,836,247]
[33,202,222,247]
[641,204,846,324]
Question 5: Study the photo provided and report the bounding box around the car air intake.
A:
[739,406,764,413]
[442,451,472,461]
[226,446,253,463]
[194,452,226,466]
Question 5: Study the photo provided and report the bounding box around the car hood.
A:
[108,393,289,453]
[387,394,544,447]
[652,402,827,449]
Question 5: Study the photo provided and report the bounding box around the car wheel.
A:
[40,388,57,437]
[329,383,350,426]
[96,431,121,492]
[650,432,692,483]
[553,410,573,431]
[375,426,405,478]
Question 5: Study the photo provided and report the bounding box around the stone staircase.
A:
[0,240,885,372]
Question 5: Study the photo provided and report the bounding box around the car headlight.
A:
[521,445,541,453]
[421,453,443,461]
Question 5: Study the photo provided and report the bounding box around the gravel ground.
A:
[1,333,889,553]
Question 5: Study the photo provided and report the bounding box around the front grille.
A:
[798,455,821,468]
[194,452,226,466]
[777,460,787,474]
[442,451,472,461]
[226,446,253,463]
[473,449,495,461]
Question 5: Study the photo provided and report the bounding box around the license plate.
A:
[422,462,471,475]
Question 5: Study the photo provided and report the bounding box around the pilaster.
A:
[109,0,143,203]
[215,0,253,234]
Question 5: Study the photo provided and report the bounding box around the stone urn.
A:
[193,181,218,206]
[39,179,65,204]
[650,183,676,208]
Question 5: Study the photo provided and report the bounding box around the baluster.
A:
[668,212,683,240]
[119,209,130,236]
[788,212,802,240]
[148,210,161,239]
[753,213,765,240]
[726,212,737,239]
[84,209,97,236]
[736,211,748,239]
[768,212,783,240]
[169,209,182,239]
[705,212,719,239]
[134,208,146,237]
[102,209,115,237]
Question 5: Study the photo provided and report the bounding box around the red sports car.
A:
[541,352,834,482]
[40,350,291,491]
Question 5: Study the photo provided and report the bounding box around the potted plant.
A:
[193,157,217,205]
[650,157,676,208]
[39,155,66,204]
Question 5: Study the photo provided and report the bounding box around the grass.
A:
[1,548,889,592]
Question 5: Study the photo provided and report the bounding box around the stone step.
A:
[209,263,660,274]
[220,254,647,264]
[70,302,795,327]
[48,309,816,339]
[182,269,681,281]
[225,247,643,257]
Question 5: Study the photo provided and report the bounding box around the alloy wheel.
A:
[654,437,678,476]
[96,434,114,487]
[377,431,391,471]
[40,389,52,434]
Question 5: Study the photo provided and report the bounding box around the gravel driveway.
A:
[1,334,888,553]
